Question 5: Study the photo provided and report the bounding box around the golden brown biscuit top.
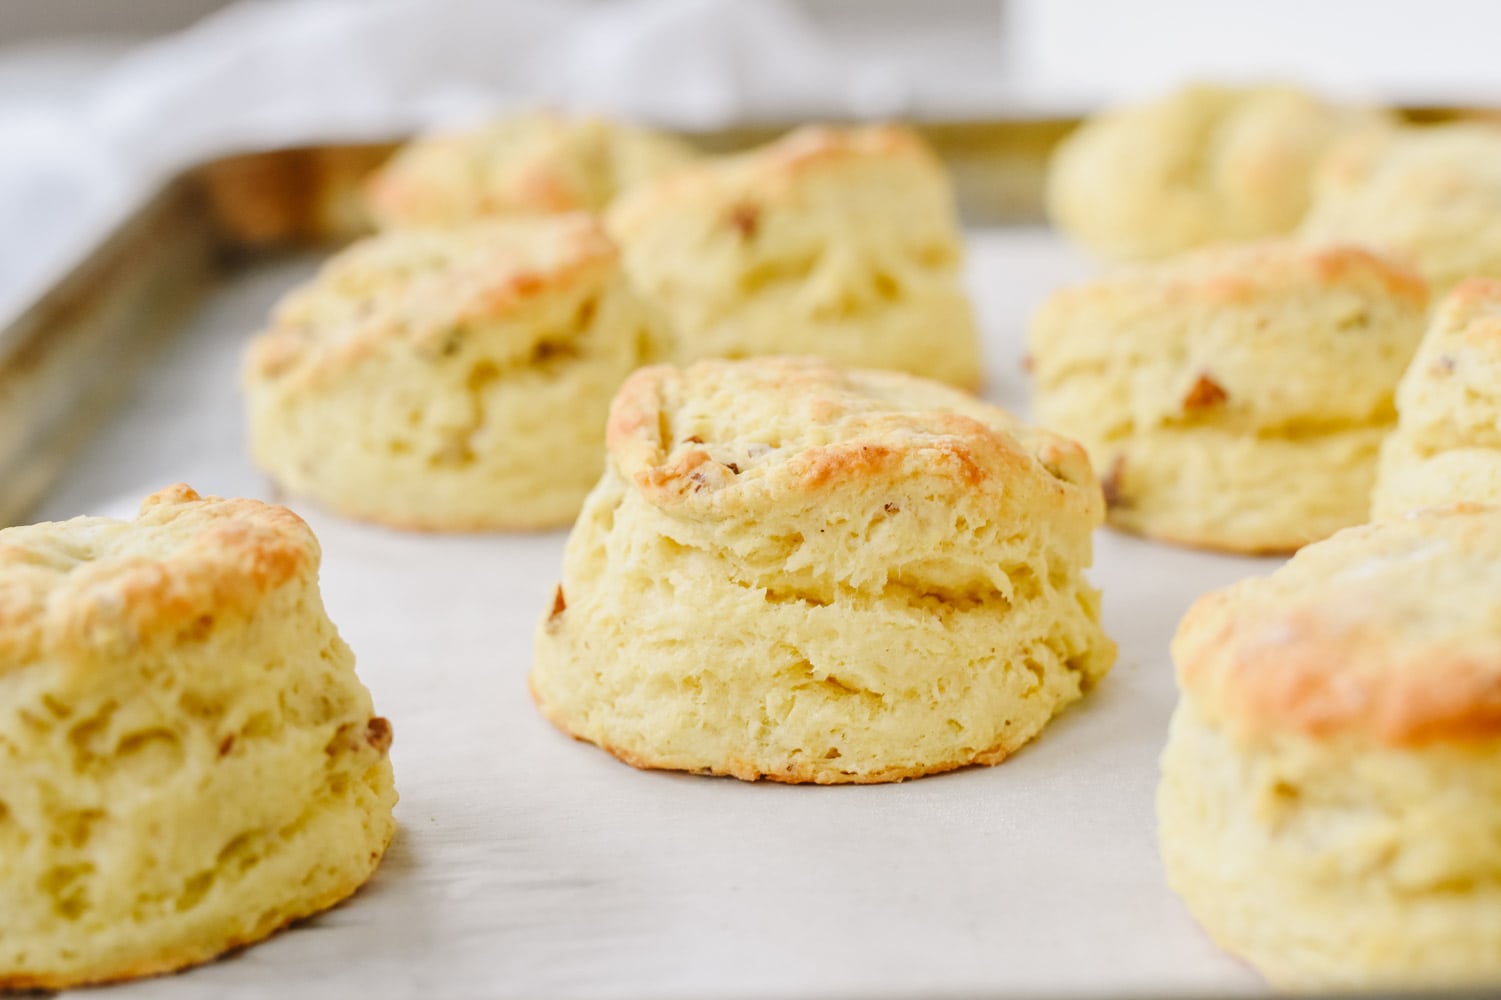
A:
[1174,504,1501,747]
[364,111,697,225]
[606,124,942,233]
[247,215,616,380]
[605,356,1100,520]
[1046,240,1427,311]
[1029,240,1428,432]
[0,485,318,667]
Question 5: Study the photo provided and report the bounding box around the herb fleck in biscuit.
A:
[531,357,1115,784]
[245,215,669,530]
[1029,240,1428,553]
[0,485,395,990]
[1160,504,1501,989]
[606,126,982,388]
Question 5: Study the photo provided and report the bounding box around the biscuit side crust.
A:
[531,470,1113,784]
[0,826,393,991]
[1159,697,1501,988]
[1372,278,1501,518]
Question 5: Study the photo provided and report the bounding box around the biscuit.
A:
[1301,123,1501,295]
[1048,83,1388,260]
[0,485,395,990]
[364,111,696,228]
[1028,240,1428,553]
[530,357,1115,784]
[605,126,982,388]
[1373,279,1501,518]
[1159,504,1501,989]
[245,215,669,531]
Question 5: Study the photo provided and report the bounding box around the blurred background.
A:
[8,0,1501,111]
[3,0,1501,322]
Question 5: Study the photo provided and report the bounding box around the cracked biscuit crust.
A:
[1029,240,1428,552]
[531,357,1116,783]
[0,485,395,989]
[244,216,670,530]
[605,125,982,388]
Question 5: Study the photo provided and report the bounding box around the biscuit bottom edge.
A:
[0,814,395,991]
[530,577,1114,785]
[1088,422,1388,554]
[530,671,1027,785]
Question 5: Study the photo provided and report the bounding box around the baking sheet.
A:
[31,230,1275,999]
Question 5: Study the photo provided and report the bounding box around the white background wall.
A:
[6,0,1501,113]
[1004,0,1501,109]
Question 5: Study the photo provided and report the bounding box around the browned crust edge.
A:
[526,673,1030,786]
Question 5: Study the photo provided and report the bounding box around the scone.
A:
[365,111,696,228]
[245,215,668,531]
[1159,504,1501,989]
[605,125,983,389]
[0,484,396,990]
[1028,240,1428,553]
[1373,279,1501,519]
[531,356,1116,784]
[1048,83,1388,260]
[1301,123,1501,295]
